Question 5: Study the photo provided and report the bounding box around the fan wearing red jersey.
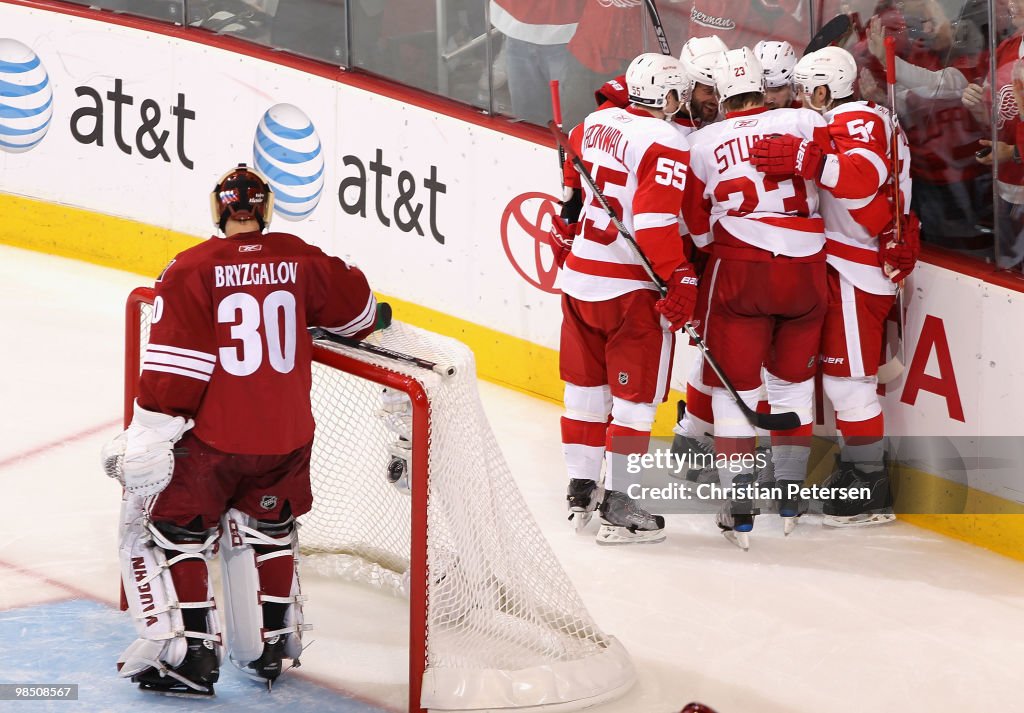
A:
[559,53,696,545]
[684,48,831,547]
[102,164,382,695]
[751,46,919,527]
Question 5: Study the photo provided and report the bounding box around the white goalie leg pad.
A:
[117,498,219,678]
[220,508,309,669]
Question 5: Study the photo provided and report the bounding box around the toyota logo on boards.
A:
[500,191,561,294]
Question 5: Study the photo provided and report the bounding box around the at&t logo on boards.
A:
[0,38,53,153]
[253,103,325,221]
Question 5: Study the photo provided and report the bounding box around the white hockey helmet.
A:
[754,40,797,88]
[625,53,690,112]
[679,35,729,87]
[792,46,858,102]
[712,47,765,102]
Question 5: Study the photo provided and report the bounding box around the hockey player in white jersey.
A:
[755,40,798,109]
[666,35,729,487]
[679,35,729,127]
[671,39,800,492]
[751,46,920,527]
[557,53,697,545]
[684,48,832,548]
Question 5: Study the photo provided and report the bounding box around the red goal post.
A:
[123,286,634,713]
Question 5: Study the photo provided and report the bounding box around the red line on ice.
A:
[0,418,122,470]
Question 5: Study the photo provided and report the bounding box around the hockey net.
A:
[124,287,634,713]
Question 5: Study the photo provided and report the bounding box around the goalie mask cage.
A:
[124,287,635,712]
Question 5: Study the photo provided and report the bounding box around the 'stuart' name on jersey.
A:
[214,261,299,288]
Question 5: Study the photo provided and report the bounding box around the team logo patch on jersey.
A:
[239,244,263,253]
[260,495,278,510]
[618,372,629,385]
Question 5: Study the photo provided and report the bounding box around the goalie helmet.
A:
[625,53,690,112]
[712,47,765,102]
[792,46,857,103]
[754,40,797,88]
[210,163,274,232]
[679,35,729,87]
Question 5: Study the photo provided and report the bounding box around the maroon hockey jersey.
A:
[138,231,377,455]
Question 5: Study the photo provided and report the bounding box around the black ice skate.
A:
[670,403,717,486]
[596,490,665,545]
[821,458,896,528]
[247,635,292,692]
[775,479,804,535]
[567,478,603,533]
[716,474,756,550]
[132,638,219,697]
[754,445,776,513]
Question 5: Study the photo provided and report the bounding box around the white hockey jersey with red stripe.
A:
[558,106,690,302]
[817,101,912,296]
[684,106,829,255]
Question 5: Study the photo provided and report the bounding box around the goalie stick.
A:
[876,35,907,384]
[642,0,672,56]
[547,121,801,432]
[309,306,456,377]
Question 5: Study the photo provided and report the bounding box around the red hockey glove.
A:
[655,264,699,331]
[878,211,921,283]
[548,216,578,269]
[750,134,827,181]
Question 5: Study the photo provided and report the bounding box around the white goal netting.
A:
[131,294,633,712]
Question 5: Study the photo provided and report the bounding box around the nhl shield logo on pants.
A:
[260,495,278,510]
[618,372,629,385]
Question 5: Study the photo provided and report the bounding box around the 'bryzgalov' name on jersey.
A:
[213,261,299,288]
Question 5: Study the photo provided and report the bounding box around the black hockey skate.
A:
[670,403,717,486]
[753,445,776,513]
[716,474,756,550]
[596,490,665,545]
[821,457,896,528]
[133,638,219,697]
[567,478,603,533]
[241,635,291,690]
[775,479,804,535]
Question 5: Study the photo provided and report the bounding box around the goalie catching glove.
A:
[878,210,921,283]
[750,134,827,181]
[655,264,699,331]
[102,400,193,496]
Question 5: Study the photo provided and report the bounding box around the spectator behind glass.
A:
[855,1,992,257]
[489,1,585,126]
[962,0,1024,270]
[560,0,648,129]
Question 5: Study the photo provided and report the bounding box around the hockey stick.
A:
[876,35,907,384]
[550,79,566,186]
[642,0,672,56]
[803,13,860,55]
[547,121,801,432]
[309,327,456,377]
